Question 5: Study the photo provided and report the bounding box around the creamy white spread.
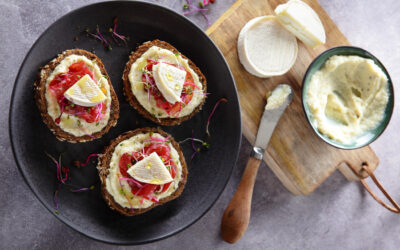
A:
[105,132,183,209]
[306,55,389,143]
[128,46,204,118]
[44,55,112,136]
[265,84,292,110]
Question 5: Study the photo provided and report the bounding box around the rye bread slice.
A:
[97,127,188,216]
[122,40,207,126]
[34,49,119,143]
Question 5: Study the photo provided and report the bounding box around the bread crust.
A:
[97,127,188,216]
[34,49,119,143]
[122,40,207,126]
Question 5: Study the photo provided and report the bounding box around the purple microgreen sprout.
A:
[191,131,198,159]
[149,135,170,142]
[88,25,112,50]
[206,98,227,137]
[118,178,134,212]
[118,177,143,188]
[183,82,200,89]
[54,183,61,214]
[70,185,95,193]
[45,152,97,213]
[74,153,99,168]
[184,0,210,26]
[111,17,128,45]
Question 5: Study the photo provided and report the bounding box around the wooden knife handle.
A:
[221,157,261,243]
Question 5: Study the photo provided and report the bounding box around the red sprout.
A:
[55,97,67,124]
[111,17,128,45]
[118,178,134,212]
[200,11,211,26]
[184,0,210,26]
[191,130,199,159]
[149,195,159,203]
[45,151,98,213]
[54,183,61,213]
[118,177,143,188]
[45,152,67,183]
[89,25,112,50]
[149,135,170,142]
[74,153,99,167]
[60,166,69,183]
[206,98,227,136]
[147,58,159,64]
[94,102,103,122]
[71,185,95,192]
[184,82,200,89]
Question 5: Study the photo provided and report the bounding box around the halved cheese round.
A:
[238,15,298,78]
[153,63,186,104]
[275,0,326,48]
[64,74,106,107]
[127,152,173,185]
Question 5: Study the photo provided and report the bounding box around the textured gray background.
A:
[1,0,399,249]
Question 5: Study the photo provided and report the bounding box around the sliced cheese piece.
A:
[265,84,292,110]
[64,74,106,107]
[275,0,326,48]
[237,15,298,78]
[152,63,186,104]
[127,152,173,185]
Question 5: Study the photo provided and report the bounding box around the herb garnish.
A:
[45,152,97,213]
[87,25,112,50]
[84,17,128,51]
[206,97,227,136]
[178,97,226,159]
[183,0,215,26]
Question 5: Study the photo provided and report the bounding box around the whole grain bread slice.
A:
[97,127,188,216]
[122,40,207,126]
[34,49,119,143]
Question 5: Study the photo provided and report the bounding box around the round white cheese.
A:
[237,15,298,78]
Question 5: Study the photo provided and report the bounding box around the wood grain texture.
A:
[206,0,379,194]
[221,157,261,243]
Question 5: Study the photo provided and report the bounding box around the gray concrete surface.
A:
[1,0,399,249]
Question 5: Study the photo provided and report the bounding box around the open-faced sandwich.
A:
[97,127,187,216]
[122,40,207,126]
[34,49,119,142]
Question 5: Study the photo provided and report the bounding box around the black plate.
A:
[9,1,241,245]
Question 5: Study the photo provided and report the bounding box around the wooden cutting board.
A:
[206,0,379,194]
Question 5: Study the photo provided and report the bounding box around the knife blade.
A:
[252,84,293,159]
[221,84,293,244]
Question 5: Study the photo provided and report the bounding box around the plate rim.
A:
[8,0,242,245]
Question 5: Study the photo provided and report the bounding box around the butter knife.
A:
[221,84,293,243]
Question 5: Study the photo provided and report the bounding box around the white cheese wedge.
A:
[152,63,186,104]
[237,15,298,78]
[64,74,106,107]
[275,0,326,48]
[127,152,173,185]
